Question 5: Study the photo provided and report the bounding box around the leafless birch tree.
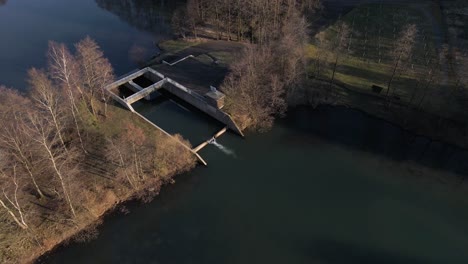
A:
[386,24,418,98]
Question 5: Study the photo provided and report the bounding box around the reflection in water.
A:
[0,0,164,89]
[95,0,184,37]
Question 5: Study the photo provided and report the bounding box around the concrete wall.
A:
[109,92,135,112]
[162,82,244,136]
[106,67,244,137]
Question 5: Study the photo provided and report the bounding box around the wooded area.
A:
[0,38,196,263]
[173,0,468,136]
[307,2,468,125]
[172,0,321,131]
[3,0,468,262]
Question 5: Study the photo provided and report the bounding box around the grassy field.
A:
[307,1,468,120]
[160,39,242,64]
[159,39,200,54]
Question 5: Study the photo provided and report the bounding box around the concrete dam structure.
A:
[105,56,244,165]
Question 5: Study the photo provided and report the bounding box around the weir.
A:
[105,57,244,166]
[192,127,228,153]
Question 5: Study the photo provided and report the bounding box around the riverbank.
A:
[41,105,468,264]
[14,39,244,264]
[290,78,468,149]
[1,102,197,264]
[155,38,468,149]
[28,34,467,263]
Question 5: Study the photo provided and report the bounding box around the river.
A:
[2,1,468,264]
[0,0,181,90]
[39,103,468,264]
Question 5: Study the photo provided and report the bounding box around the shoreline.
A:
[25,37,467,263]
[291,79,468,150]
[29,174,190,264]
[31,102,468,263]
[153,38,468,151]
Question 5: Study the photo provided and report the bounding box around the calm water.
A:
[2,1,468,264]
[0,0,180,90]
[41,105,468,264]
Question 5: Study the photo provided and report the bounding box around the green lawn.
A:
[159,39,200,54]
[307,1,468,119]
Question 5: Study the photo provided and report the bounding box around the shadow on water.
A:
[299,238,434,264]
[38,105,468,264]
[95,0,184,36]
[283,105,468,178]
[132,90,225,145]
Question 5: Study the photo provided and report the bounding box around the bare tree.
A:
[0,87,45,198]
[187,0,201,38]
[48,41,83,97]
[222,45,287,130]
[451,47,468,96]
[28,68,68,150]
[106,122,148,189]
[329,21,350,89]
[0,158,28,229]
[172,7,190,39]
[276,10,310,85]
[386,24,418,98]
[416,61,441,110]
[47,41,87,153]
[218,2,312,131]
[75,37,115,118]
[25,112,79,218]
[187,0,320,44]
[0,118,45,198]
[107,138,139,190]
[314,31,330,78]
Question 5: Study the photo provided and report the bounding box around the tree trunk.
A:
[386,52,402,98]
[66,86,87,153]
[0,199,28,229]
[329,55,339,88]
[0,172,28,229]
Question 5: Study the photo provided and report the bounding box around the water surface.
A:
[2,1,468,264]
[0,0,179,89]
[41,106,468,264]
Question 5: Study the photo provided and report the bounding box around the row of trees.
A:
[0,38,196,262]
[0,37,114,226]
[221,13,310,130]
[167,0,317,131]
[173,0,321,43]
[174,0,468,130]
[311,3,468,120]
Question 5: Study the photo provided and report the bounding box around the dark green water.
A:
[0,0,181,90]
[3,1,468,264]
[41,104,468,264]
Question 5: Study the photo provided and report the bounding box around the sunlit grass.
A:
[159,40,199,54]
